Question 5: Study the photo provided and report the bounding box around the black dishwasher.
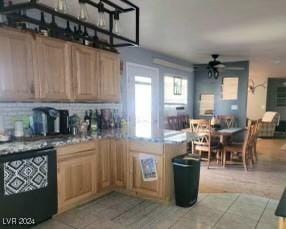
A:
[0,147,57,228]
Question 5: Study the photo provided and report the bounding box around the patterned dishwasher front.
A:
[3,156,48,196]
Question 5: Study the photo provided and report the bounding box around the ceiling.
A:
[32,0,286,75]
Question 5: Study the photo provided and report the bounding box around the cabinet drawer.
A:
[129,141,163,155]
[57,141,97,159]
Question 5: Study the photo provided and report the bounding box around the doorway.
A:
[126,63,159,138]
[266,78,286,132]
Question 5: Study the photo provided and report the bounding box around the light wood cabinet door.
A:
[72,45,99,101]
[35,36,72,101]
[99,51,120,102]
[57,150,97,213]
[128,151,163,198]
[0,28,35,101]
[111,139,127,188]
[98,140,112,191]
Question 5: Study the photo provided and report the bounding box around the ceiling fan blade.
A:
[225,67,245,71]
[215,64,225,68]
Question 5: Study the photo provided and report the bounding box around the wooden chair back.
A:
[243,122,256,153]
[193,131,211,152]
[189,119,210,133]
[167,116,179,130]
[218,115,236,128]
[178,115,190,129]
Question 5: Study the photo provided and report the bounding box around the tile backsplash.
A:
[0,102,122,130]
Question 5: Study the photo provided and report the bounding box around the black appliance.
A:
[172,154,201,207]
[0,147,57,227]
[58,110,70,134]
[32,107,60,136]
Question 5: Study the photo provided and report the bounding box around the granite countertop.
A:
[275,188,286,218]
[0,127,196,156]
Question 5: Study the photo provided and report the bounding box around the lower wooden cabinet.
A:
[128,151,163,199]
[57,144,97,213]
[111,139,127,188]
[97,139,112,191]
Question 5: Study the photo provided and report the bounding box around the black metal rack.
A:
[0,0,139,50]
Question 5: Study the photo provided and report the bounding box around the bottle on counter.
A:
[64,20,73,40]
[82,26,90,46]
[91,110,98,132]
[96,109,102,130]
[49,15,58,37]
[77,25,83,43]
[84,111,90,128]
[39,12,48,36]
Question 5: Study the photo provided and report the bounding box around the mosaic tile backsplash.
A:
[0,103,122,130]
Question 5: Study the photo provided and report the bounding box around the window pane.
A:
[164,76,188,104]
[135,79,152,138]
[135,76,152,84]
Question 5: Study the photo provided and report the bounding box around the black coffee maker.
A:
[32,107,60,136]
[58,110,70,134]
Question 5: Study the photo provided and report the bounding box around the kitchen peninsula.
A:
[0,127,192,214]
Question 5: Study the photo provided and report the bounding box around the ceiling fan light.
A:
[214,69,219,79]
[208,70,213,79]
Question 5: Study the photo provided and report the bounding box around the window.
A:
[164,76,188,105]
[200,94,214,116]
[277,86,286,106]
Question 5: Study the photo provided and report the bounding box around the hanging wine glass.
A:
[55,0,68,13]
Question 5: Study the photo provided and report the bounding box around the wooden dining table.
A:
[182,127,245,144]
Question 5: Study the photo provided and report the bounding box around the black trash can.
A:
[172,154,201,207]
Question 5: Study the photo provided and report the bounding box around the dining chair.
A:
[250,119,262,163]
[218,115,236,129]
[223,122,255,171]
[178,114,190,129]
[190,120,223,168]
[189,119,210,132]
[167,116,180,130]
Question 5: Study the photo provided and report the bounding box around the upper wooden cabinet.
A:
[71,44,99,101]
[0,28,121,102]
[98,51,121,102]
[0,28,35,101]
[35,36,72,101]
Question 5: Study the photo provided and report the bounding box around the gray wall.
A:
[119,47,194,128]
[194,61,249,127]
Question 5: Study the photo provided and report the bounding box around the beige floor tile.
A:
[227,202,265,221]
[171,217,212,229]
[214,212,257,229]
[256,221,278,229]
[183,204,224,227]
[33,220,73,229]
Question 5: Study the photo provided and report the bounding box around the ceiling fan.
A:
[196,54,246,79]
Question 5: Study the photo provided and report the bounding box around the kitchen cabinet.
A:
[57,143,97,213]
[0,28,35,101]
[98,51,121,102]
[128,141,165,199]
[35,36,72,101]
[97,139,112,191]
[111,139,127,188]
[128,151,163,199]
[71,44,99,101]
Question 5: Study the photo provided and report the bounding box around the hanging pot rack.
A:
[0,0,139,51]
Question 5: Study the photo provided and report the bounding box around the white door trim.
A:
[126,62,160,130]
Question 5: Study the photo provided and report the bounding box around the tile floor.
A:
[200,139,286,199]
[34,192,279,229]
